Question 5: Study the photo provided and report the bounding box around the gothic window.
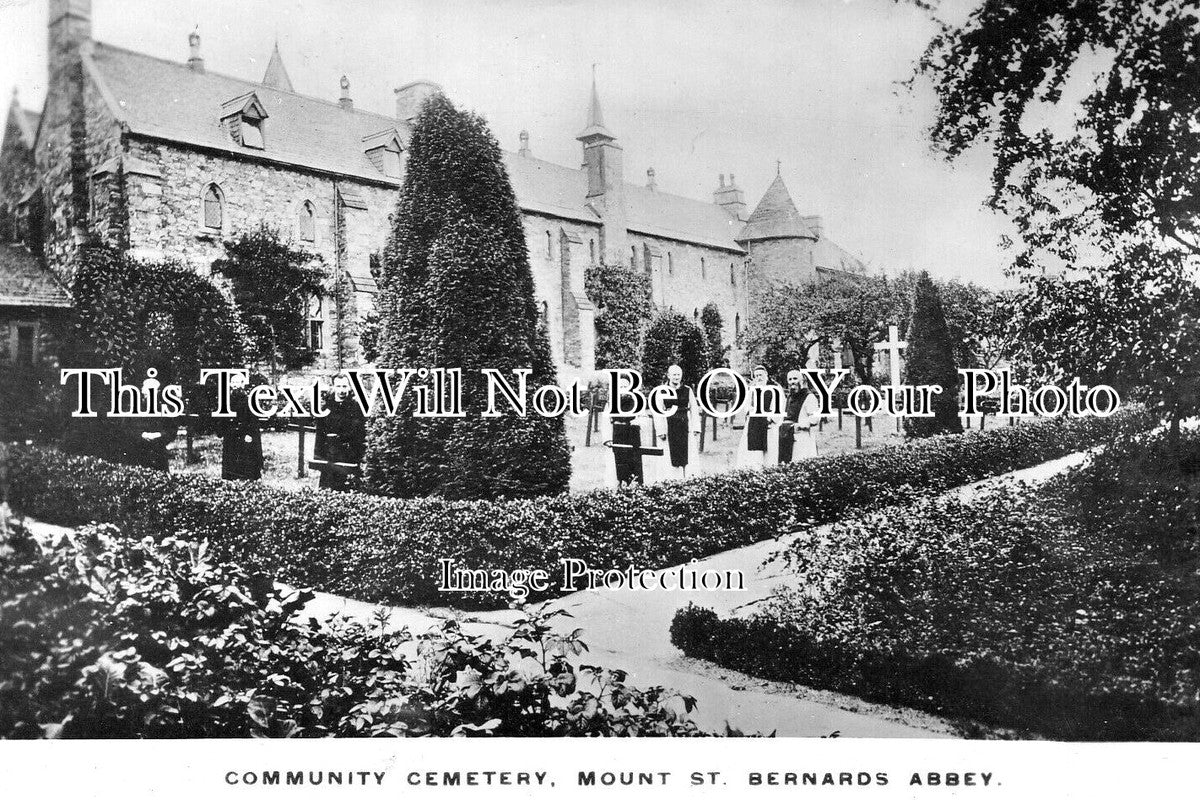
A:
[546,231,553,258]
[630,246,637,267]
[730,262,736,286]
[701,257,707,280]
[307,294,325,351]
[589,239,595,265]
[298,200,316,243]
[539,301,549,325]
[668,252,673,275]
[643,244,653,275]
[241,115,265,149]
[202,184,224,232]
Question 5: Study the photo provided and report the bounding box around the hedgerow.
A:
[3,412,1149,609]
[670,429,1200,740]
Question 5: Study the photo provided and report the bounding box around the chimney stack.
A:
[713,172,746,219]
[187,27,205,73]
[518,129,531,157]
[48,0,92,82]
[394,81,443,123]
[646,167,657,191]
[339,75,353,110]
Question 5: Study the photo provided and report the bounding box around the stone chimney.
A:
[801,215,823,239]
[48,0,91,83]
[394,81,443,123]
[518,129,531,157]
[646,167,657,191]
[713,172,746,219]
[339,75,353,110]
[187,27,205,73]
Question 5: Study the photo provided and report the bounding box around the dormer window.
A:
[221,92,269,150]
[364,129,405,179]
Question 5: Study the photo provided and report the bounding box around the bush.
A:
[903,271,962,437]
[0,515,702,738]
[3,412,1150,611]
[584,263,652,371]
[671,438,1200,740]
[640,310,708,387]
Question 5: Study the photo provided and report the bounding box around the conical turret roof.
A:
[262,41,294,93]
[737,173,814,241]
[577,68,614,141]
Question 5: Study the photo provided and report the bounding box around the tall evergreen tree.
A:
[640,310,708,387]
[903,271,963,438]
[699,303,727,371]
[363,94,570,499]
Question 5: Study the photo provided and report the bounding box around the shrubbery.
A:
[3,412,1147,610]
[0,515,702,738]
[671,427,1200,740]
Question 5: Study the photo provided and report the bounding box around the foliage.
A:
[744,274,897,384]
[672,434,1200,740]
[0,515,702,738]
[915,1,1200,433]
[0,327,66,444]
[891,270,1011,371]
[699,303,728,370]
[640,309,708,386]
[584,263,653,371]
[59,246,248,462]
[364,93,570,501]
[357,310,381,364]
[4,412,1148,611]
[211,225,326,376]
[903,271,962,438]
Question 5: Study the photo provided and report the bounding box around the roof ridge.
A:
[91,40,401,126]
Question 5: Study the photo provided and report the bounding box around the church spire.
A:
[262,40,294,92]
[577,65,614,142]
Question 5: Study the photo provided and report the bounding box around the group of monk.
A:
[603,363,822,487]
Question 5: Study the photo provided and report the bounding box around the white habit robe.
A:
[650,383,701,482]
[779,390,822,463]
[736,384,784,470]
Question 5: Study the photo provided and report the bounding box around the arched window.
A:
[202,183,224,232]
[589,239,596,265]
[668,252,673,275]
[701,257,707,280]
[546,231,553,258]
[307,294,324,351]
[735,313,741,340]
[539,300,549,324]
[693,308,699,320]
[298,200,315,243]
[630,246,637,267]
[730,261,736,286]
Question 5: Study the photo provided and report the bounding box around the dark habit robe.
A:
[313,393,367,491]
[610,393,650,485]
[663,384,694,468]
[745,383,782,453]
[778,386,811,464]
[221,388,264,481]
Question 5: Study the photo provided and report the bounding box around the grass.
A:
[166,411,1023,494]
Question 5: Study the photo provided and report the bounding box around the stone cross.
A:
[874,324,906,386]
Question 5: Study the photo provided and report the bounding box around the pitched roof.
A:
[80,41,747,252]
[4,92,40,149]
[84,42,408,186]
[737,174,815,242]
[261,42,294,93]
[0,245,71,307]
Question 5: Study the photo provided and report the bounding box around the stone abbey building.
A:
[0,0,865,377]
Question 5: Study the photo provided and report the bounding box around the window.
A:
[668,252,673,275]
[734,313,741,340]
[298,201,315,243]
[381,148,403,178]
[307,294,324,351]
[630,246,637,267]
[539,301,549,324]
[547,231,553,258]
[643,245,653,275]
[241,116,265,149]
[589,239,595,265]
[693,308,699,320]
[701,257,707,280]
[16,325,35,366]
[202,184,224,231]
[730,262,736,286]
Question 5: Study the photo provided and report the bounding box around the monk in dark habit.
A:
[313,373,367,491]
[221,371,264,481]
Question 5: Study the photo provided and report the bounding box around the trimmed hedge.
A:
[670,443,1200,741]
[4,412,1149,609]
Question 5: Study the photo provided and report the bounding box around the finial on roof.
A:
[730,173,737,186]
[518,129,531,157]
[338,75,353,110]
[776,159,782,177]
[577,64,615,142]
[262,40,294,92]
[647,167,657,191]
[719,173,725,188]
[187,26,205,73]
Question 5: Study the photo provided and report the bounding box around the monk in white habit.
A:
[778,369,821,463]
[736,365,784,470]
[652,364,700,481]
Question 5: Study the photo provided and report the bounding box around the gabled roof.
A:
[737,174,816,242]
[0,245,71,308]
[4,91,40,149]
[84,41,408,185]
[261,42,294,93]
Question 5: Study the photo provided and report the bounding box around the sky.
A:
[0,0,1016,286]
